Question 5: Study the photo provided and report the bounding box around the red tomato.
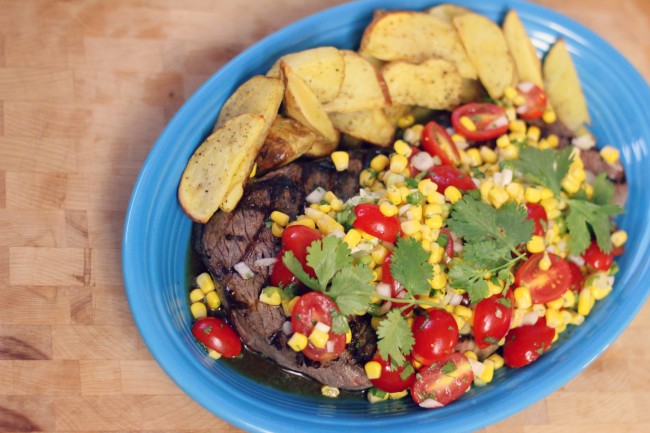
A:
[352,203,400,243]
[421,120,461,166]
[503,318,555,368]
[438,228,455,260]
[567,261,585,293]
[192,317,242,358]
[270,225,321,287]
[426,165,477,192]
[381,253,414,315]
[291,292,346,362]
[410,352,473,408]
[514,253,572,304]
[515,82,548,120]
[526,203,548,236]
[473,290,514,349]
[369,353,415,393]
[451,103,509,141]
[582,240,614,271]
[411,309,459,366]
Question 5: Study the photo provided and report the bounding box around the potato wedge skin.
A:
[543,39,591,131]
[267,47,345,103]
[178,114,266,223]
[329,109,395,147]
[427,4,471,24]
[322,50,391,113]
[382,58,462,110]
[454,12,516,99]
[213,75,284,132]
[255,116,317,174]
[503,10,544,88]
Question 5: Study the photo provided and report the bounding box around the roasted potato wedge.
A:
[543,39,591,131]
[360,11,476,80]
[382,58,462,110]
[255,116,317,174]
[178,114,267,222]
[282,62,340,145]
[267,47,345,103]
[322,50,391,113]
[427,3,471,24]
[304,136,340,158]
[454,13,516,99]
[329,109,395,147]
[503,10,544,88]
[383,103,413,127]
[213,75,284,132]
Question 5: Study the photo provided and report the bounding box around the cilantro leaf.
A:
[376,309,414,366]
[448,261,490,303]
[390,237,434,296]
[508,146,572,197]
[441,361,457,375]
[496,201,536,246]
[462,240,510,270]
[328,265,375,316]
[590,173,616,206]
[282,250,320,291]
[566,198,622,255]
[330,310,350,335]
[307,236,352,291]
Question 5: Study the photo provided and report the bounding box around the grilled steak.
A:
[194,150,378,390]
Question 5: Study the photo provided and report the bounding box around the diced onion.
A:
[449,293,464,306]
[328,230,345,239]
[234,262,254,279]
[419,398,444,409]
[522,311,539,326]
[254,257,278,267]
[306,187,326,204]
[569,255,585,267]
[326,340,336,353]
[469,358,485,376]
[411,151,435,172]
[501,169,513,185]
[490,115,509,128]
[314,321,331,333]
[398,204,412,216]
[572,135,595,150]
[376,283,392,298]
[517,81,535,93]
[282,321,293,336]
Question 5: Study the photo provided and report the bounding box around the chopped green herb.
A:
[377,309,414,366]
[441,361,457,375]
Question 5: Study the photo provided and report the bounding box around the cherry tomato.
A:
[582,240,614,271]
[381,253,414,315]
[421,120,461,166]
[410,352,473,408]
[473,290,514,349]
[352,203,400,243]
[503,318,555,368]
[192,317,242,358]
[438,228,455,260]
[514,252,572,304]
[270,225,321,287]
[451,103,509,141]
[526,203,548,236]
[515,82,548,120]
[411,308,459,366]
[291,292,346,362]
[368,353,415,393]
[567,261,585,293]
[426,165,477,192]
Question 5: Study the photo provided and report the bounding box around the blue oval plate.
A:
[123,0,650,432]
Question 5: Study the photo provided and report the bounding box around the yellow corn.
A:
[563,289,576,308]
[394,139,412,157]
[330,198,344,211]
[511,308,526,328]
[600,146,620,165]
[375,202,396,218]
[389,390,409,400]
[427,191,446,205]
[316,215,344,235]
[577,288,595,316]
[319,204,332,213]
[513,95,526,106]
[509,119,527,133]
[479,146,498,164]
[361,230,376,241]
[459,116,477,131]
[401,220,422,236]
[591,284,612,301]
[505,182,523,203]
[538,252,552,271]
[454,305,473,321]
[464,351,478,361]
[190,302,207,319]
[527,126,541,142]
[429,243,444,264]
[546,297,564,310]
[309,328,329,349]
[501,144,520,160]
[288,218,316,230]
[343,229,361,248]
[526,235,545,254]
[514,286,532,309]
[495,135,510,149]
[288,333,308,352]
[479,180,494,202]
[545,308,563,328]
[365,361,382,379]
[403,124,423,144]
[397,115,415,128]
[196,272,216,294]
[611,230,627,247]
[429,271,447,290]
[205,291,221,309]
[390,154,408,173]
[409,205,423,221]
[387,186,402,205]
[260,286,283,306]
[425,215,443,230]
[562,175,582,194]
[271,222,284,237]
[371,245,388,265]
[504,86,517,100]
[418,178,438,196]
[543,108,557,124]
[370,154,389,172]
[487,280,502,296]
[525,187,542,204]
[569,311,586,326]
[189,288,205,303]
[488,186,509,209]
[466,148,482,166]
[506,106,517,121]
[444,186,462,204]
[359,169,376,187]
[477,359,495,383]
[487,353,504,370]
[451,133,466,144]
[331,151,350,171]
[271,211,290,227]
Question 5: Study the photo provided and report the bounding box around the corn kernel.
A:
[308,328,329,348]
[205,291,221,309]
[546,208,561,220]
[444,304,455,314]
[538,252,552,271]
[509,119,527,133]
[427,191,446,205]
[288,218,316,229]
[480,180,494,202]
[429,271,447,290]
[514,286,533,309]
[444,186,462,204]
[527,125,541,142]
[359,169,377,187]
[424,204,443,218]
[591,284,612,301]
[409,205,423,221]
[525,187,541,203]
[288,332,308,351]
[371,245,388,265]
[546,297,564,310]
[569,311,586,326]
[542,108,557,124]
[403,124,424,144]
[506,106,517,121]
[330,198,344,211]
[479,146,498,164]
[488,186,509,209]
[319,204,332,213]
[577,287,595,316]
[429,243,444,264]
[418,178,438,196]
[394,139,412,157]
[190,301,207,319]
[513,95,526,106]
[454,305,473,321]
[506,182,523,203]
[511,308,526,328]
[341,229,361,249]
[401,220,422,236]
[478,359,495,383]
[487,353,505,370]
[316,215,344,235]
[189,288,205,303]
[451,133,466,144]
[464,350,478,361]
[271,211,290,227]
[611,230,627,247]
[390,154,408,173]
[501,144,520,160]
[563,289,576,308]
[197,272,216,294]
[387,185,402,205]
[365,361,382,379]
[369,155,389,173]
[331,151,349,171]
[466,148,482,166]
[259,286,283,306]
[459,116,477,131]
[525,235,545,254]
[487,280,502,296]
[271,222,284,237]
[545,308,563,328]
[552,329,559,343]
[397,114,415,128]
[600,145,620,165]
[540,188,554,200]
[495,134,510,149]
[504,86,517,100]
[425,215,443,229]
[562,175,582,194]
[453,314,465,331]
[375,202,396,219]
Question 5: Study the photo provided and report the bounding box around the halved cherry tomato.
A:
[514,252,571,304]
[411,308,459,366]
[410,352,473,408]
[421,120,461,166]
[438,228,455,260]
[291,292,346,362]
[381,253,414,315]
[192,317,242,358]
[426,165,477,192]
[369,353,415,393]
[582,240,614,271]
[352,203,400,243]
[515,82,548,120]
[567,261,585,293]
[503,318,555,368]
[270,225,322,287]
[526,203,548,236]
[451,102,509,141]
[473,290,514,349]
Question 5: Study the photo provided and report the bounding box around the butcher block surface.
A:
[0,1,649,432]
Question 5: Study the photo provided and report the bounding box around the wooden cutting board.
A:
[0,1,648,432]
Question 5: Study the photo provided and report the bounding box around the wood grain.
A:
[0,1,648,432]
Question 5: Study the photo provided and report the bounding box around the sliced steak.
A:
[194,150,378,390]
